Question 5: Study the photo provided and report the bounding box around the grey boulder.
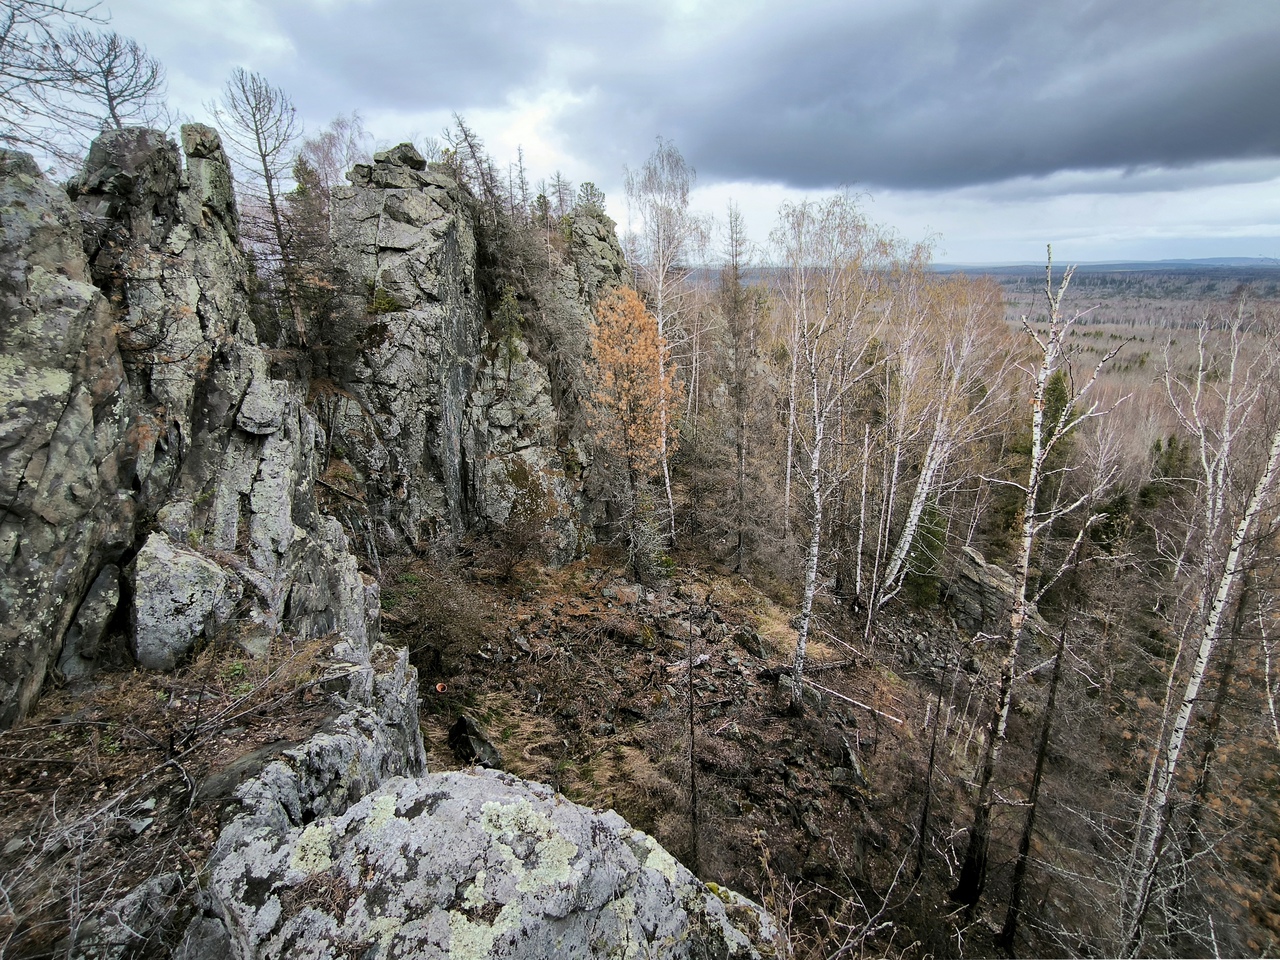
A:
[210,769,774,959]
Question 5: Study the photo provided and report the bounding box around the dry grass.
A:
[0,632,336,957]
[753,598,799,657]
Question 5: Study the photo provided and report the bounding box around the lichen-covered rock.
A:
[131,532,241,670]
[209,770,773,960]
[0,125,383,723]
[60,871,185,960]
[570,212,630,298]
[0,147,131,726]
[71,125,380,661]
[466,335,586,563]
[330,146,627,560]
[330,147,483,546]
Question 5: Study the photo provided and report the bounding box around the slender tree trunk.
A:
[881,404,952,603]
[734,380,747,572]
[916,655,950,880]
[952,264,1058,914]
[258,150,306,347]
[782,308,801,540]
[626,456,642,583]
[1181,594,1244,865]
[951,448,1040,914]
[791,394,825,715]
[687,609,700,874]
[855,424,869,601]
[1123,421,1280,955]
[655,314,678,542]
[1000,610,1070,950]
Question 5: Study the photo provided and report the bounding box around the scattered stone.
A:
[64,872,184,960]
[733,626,768,659]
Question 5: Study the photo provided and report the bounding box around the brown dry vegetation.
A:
[383,544,992,959]
[0,633,337,958]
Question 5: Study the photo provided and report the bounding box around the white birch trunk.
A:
[880,405,952,603]
[855,424,870,600]
[1123,418,1280,954]
[792,365,826,711]
[782,295,803,540]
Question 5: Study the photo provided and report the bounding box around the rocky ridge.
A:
[330,143,627,561]
[0,128,769,958]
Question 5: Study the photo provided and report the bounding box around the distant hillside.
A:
[932,259,1280,307]
[934,257,1280,274]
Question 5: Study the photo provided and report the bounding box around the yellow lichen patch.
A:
[517,828,577,893]
[366,793,398,831]
[290,822,334,876]
[608,895,644,960]
[367,915,402,947]
[448,901,520,959]
[462,870,488,910]
[479,798,580,893]
[636,831,682,885]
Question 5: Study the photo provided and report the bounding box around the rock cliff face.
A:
[942,545,1048,639]
[1,131,626,727]
[0,130,769,958]
[0,148,125,725]
[330,144,626,561]
[0,126,380,727]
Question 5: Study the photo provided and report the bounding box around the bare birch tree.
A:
[298,110,371,202]
[1121,306,1280,955]
[875,275,1011,607]
[772,195,891,713]
[952,248,1126,913]
[625,137,707,540]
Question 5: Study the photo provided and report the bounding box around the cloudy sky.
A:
[102,0,1280,264]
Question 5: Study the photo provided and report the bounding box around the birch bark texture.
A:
[623,138,707,541]
[770,195,891,713]
[1122,307,1280,955]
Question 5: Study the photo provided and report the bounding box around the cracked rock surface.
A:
[206,768,773,960]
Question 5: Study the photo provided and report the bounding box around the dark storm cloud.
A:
[250,0,1280,191]
[551,0,1280,190]
[266,0,666,122]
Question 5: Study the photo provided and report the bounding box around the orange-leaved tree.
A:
[586,286,684,579]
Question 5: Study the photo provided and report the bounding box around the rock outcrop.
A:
[330,144,627,561]
[1,126,378,725]
[204,769,772,959]
[1,130,772,960]
[942,545,1048,638]
[0,147,132,726]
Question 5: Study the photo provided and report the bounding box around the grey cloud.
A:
[170,0,1280,195]
[266,0,668,123]
[553,0,1280,191]
[268,0,547,115]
